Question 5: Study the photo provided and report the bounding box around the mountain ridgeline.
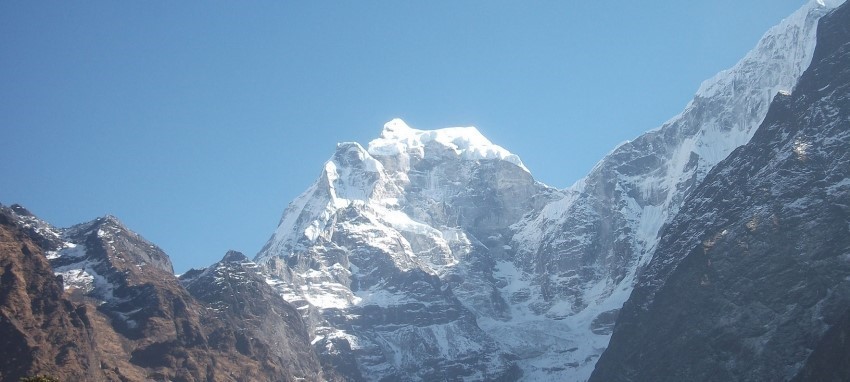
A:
[2,1,849,381]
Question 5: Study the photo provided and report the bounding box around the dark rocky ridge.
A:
[0,204,327,381]
[591,2,850,381]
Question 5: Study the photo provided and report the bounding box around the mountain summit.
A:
[256,119,549,380]
[369,118,528,172]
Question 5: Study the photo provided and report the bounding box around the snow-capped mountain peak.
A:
[368,118,528,172]
[255,119,551,380]
[260,119,537,262]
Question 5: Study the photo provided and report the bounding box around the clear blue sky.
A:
[1,1,808,273]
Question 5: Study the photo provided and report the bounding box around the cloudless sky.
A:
[1,0,811,272]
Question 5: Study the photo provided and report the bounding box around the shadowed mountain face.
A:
[0,205,327,382]
[591,3,850,381]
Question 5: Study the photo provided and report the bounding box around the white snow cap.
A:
[368,118,528,172]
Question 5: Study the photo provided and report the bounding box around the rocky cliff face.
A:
[0,204,326,382]
[0,207,102,382]
[791,308,850,381]
[591,2,850,380]
[180,251,329,381]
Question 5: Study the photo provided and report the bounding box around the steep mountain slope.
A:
[591,2,850,380]
[0,206,102,382]
[255,1,843,380]
[503,0,843,377]
[1,204,326,381]
[180,251,329,381]
[791,309,850,381]
[46,211,232,381]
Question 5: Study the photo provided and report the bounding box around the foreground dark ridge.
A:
[591,2,850,381]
